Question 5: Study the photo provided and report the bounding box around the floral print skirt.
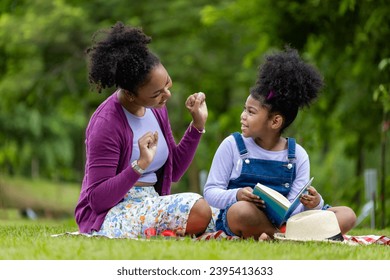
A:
[92,187,204,239]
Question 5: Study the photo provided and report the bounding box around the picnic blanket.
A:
[51,230,390,245]
[342,234,390,245]
[50,230,239,241]
[196,231,390,245]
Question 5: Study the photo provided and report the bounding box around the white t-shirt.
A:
[123,108,169,184]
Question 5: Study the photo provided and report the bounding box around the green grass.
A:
[0,219,389,260]
[1,175,389,260]
[0,176,80,213]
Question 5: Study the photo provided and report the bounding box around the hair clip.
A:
[266,90,275,100]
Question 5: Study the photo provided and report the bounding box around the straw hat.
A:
[274,210,344,242]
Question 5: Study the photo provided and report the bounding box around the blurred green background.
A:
[0,0,389,228]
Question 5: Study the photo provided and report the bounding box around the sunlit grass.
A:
[1,176,390,260]
[0,219,389,260]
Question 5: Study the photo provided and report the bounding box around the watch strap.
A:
[131,160,145,174]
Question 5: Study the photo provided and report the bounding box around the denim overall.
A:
[216,132,297,235]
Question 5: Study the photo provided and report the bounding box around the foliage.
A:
[0,0,91,180]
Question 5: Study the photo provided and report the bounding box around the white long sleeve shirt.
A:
[203,134,324,215]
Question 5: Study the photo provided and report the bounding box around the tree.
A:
[0,0,91,179]
[374,58,390,228]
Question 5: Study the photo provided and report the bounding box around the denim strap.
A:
[232,132,248,157]
[287,137,296,162]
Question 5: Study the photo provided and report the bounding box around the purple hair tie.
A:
[267,90,275,100]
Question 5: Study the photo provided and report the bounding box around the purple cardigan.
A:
[75,91,202,233]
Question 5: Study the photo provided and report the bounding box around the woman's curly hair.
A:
[250,47,324,131]
[85,21,160,93]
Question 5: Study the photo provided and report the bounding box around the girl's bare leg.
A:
[227,201,276,239]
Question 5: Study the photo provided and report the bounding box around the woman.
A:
[75,22,211,238]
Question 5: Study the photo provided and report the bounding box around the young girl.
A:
[75,22,211,239]
[204,47,356,240]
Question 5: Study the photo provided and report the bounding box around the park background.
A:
[0,0,389,231]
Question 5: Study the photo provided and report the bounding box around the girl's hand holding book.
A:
[300,186,321,208]
[236,187,264,207]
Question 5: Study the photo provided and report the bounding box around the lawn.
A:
[1,176,389,260]
[0,218,389,260]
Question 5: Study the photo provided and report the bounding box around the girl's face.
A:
[133,63,172,108]
[240,95,272,139]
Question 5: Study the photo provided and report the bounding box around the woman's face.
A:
[133,63,172,108]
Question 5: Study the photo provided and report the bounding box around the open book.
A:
[253,177,314,227]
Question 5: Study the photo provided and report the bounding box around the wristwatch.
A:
[131,160,145,174]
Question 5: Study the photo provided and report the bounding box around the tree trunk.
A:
[380,116,388,229]
[187,163,200,193]
[31,157,39,179]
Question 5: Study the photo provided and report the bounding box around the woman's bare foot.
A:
[259,232,271,241]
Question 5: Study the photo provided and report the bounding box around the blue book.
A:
[253,177,314,227]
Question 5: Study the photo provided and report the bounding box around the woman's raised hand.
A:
[137,131,158,170]
[185,92,208,131]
